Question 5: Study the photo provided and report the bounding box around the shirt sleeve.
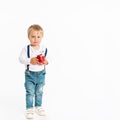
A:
[43,46,53,64]
[19,46,31,65]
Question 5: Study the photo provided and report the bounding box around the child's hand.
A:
[42,58,48,65]
[30,57,38,64]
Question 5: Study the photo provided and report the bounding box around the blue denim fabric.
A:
[24,70,46,109]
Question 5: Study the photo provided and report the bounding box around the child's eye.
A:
[38,36,40,38]
[31,36,35,38]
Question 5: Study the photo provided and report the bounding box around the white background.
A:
[0,0,120,120]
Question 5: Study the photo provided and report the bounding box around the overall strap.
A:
[44,48,47,57]
[27,44,30,58]
[26,44,30,71]
[44,48,47,71]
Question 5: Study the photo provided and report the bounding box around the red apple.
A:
[36,54,45,63]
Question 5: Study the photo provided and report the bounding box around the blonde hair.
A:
[27,24,44,38]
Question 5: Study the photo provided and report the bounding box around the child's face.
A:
[28,30,43,46]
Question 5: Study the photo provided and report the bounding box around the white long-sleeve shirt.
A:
[19,44,48,72]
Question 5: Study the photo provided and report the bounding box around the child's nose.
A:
[34,37,38,41]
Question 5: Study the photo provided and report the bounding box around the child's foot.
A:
[35,106,46,116]
[26,108,34,119]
